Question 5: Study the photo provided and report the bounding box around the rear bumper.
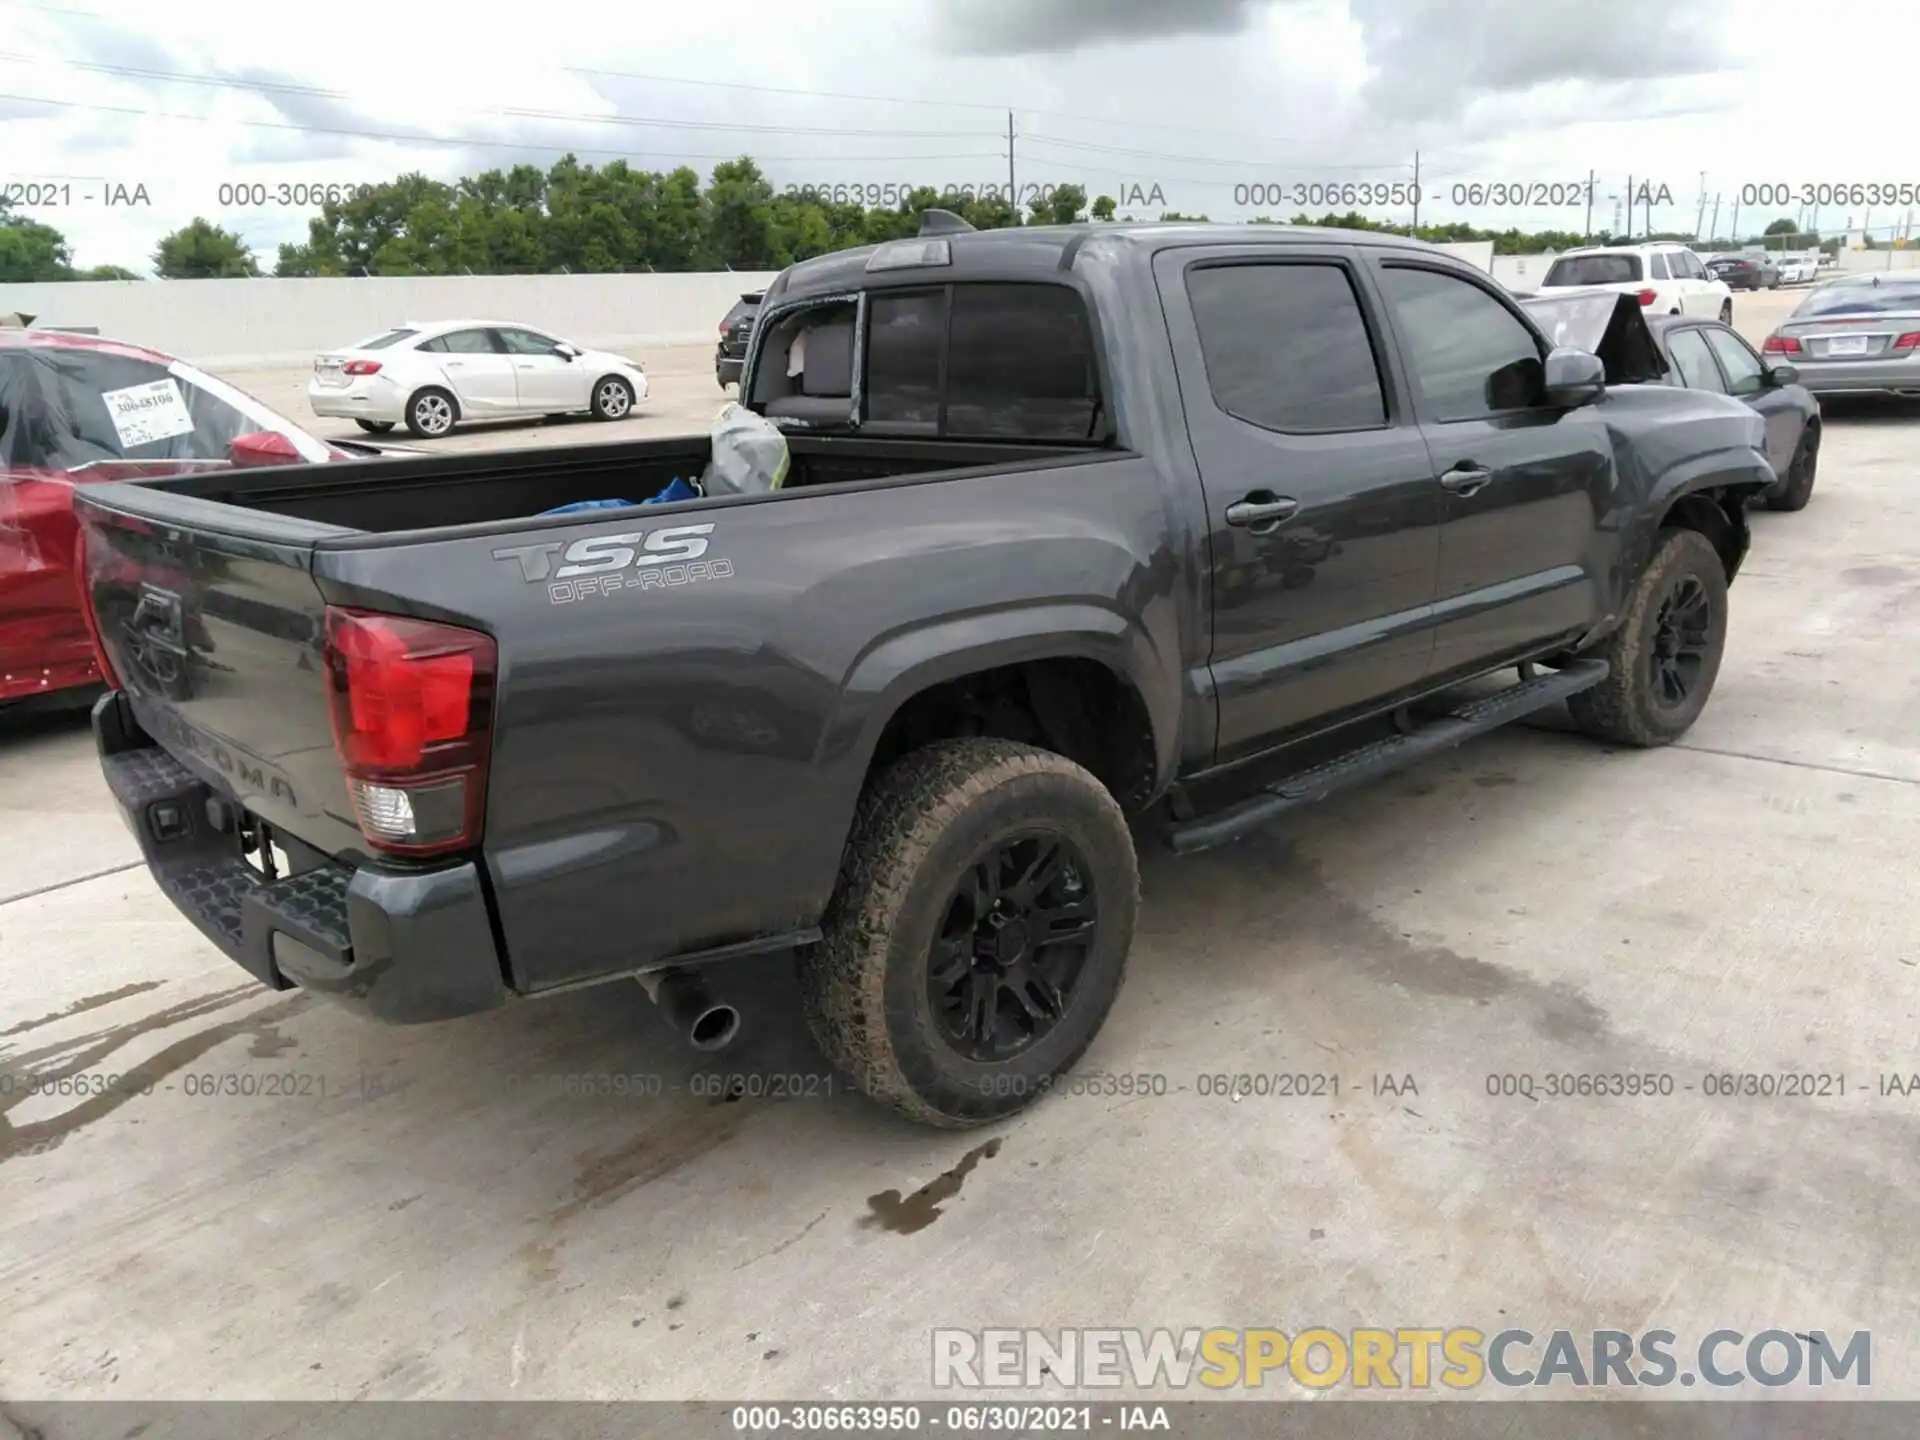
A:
[307,377,407,422]
[94,691,506,1024]
[716,351,744,385]
[1791,357,1920,396]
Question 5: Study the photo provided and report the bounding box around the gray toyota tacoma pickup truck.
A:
[74,216,1777,1128]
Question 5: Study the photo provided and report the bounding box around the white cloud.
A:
[2,0,1916,273]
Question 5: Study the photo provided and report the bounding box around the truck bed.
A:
[115,432,1086,536]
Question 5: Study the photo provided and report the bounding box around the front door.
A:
[496,327,587,412]
[432,327,518,413]
[1366,258,1613,682]
[1701,325,1801,472]
[1152,246,1443,763]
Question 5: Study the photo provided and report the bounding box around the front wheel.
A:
[1567,528,1728,748]
[800,739,1139,1128]
[591,375,635,421]
[1767,425,1819,512]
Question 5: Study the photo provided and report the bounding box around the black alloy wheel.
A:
[927,831,1097,1062]
[1647,574,1714,713]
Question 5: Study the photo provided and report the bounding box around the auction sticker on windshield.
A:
[101,378,195,448]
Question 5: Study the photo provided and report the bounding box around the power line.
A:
[0,91,1003,164]
[1021,132,1416,172]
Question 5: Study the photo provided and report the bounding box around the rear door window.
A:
[1185,261,1387,432]
[438,329,501,354]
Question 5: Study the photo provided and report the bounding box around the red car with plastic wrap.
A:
[1,329,403,707]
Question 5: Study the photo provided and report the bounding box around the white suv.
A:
[1537,243,1733,320]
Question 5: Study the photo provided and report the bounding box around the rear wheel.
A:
[1767,425,1819,512]
[800,739,1139,1128]
[404,387,457,438]
[354,419,394,434]
[591,375,635,421]
[1567,528,1728,748]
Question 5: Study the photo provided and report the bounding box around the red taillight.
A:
[75,527,123,690]
[720,321,730,334]
[1763,334,1801,354]
[342,359,382,376]
[1893,331,1920,353]
[1635,288,1658,306]
[323,607,496,857]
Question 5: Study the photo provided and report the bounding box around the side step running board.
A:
[1166,659,1609,855]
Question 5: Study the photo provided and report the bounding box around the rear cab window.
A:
[1544,254,1642,286]
[755,281,1107,443]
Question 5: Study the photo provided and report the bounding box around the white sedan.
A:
[307,320,649,438]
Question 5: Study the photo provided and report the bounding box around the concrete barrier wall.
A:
[0,272,781,368]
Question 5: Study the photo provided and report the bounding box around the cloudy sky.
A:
[3,0,1916,274]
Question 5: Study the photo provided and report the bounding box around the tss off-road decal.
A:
[492,524,735,605]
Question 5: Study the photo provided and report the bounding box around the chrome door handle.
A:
[516,362,536,369]
[1225,494,1299,532]
[445,361,465,368]
[1439,466,1493,496]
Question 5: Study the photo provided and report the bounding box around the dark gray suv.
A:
[716,291,763,389]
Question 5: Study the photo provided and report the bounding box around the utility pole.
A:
[1584,169,1595,239]
[1709,193,1721,246]
[1729,195,1740,244]
[1007,111,1017,224]
[1695,172,1707,239]
[1625,175,1633,240]
[1644,183,1654,239]
[1411,150,1420,233]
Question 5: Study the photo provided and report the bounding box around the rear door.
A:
[496,327,587,411]
[1152,244,1442,761]
[1366,256,1613,681]
[424,328,517,412]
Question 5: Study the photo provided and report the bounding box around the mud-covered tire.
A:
[800,738,1139,1128]
[1566,528,1728,748]
[1766,425,1819,512]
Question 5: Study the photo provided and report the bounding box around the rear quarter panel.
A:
[338,457,1197,995]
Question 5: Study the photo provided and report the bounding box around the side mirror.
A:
[228,430,303,468]
[1766,363,1799,386]
[1542,346,1606,406]
[554,343,580,361]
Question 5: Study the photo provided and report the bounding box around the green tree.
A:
[1030,184,1086,225]
[1090,194,1117,222]
[80,263,142,280]
[706,157,777,269]
[153,218,260,278]
[0,195,75,281]
[1764,218,1798,236]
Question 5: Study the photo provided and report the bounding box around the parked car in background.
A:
[308,321,649,439]
[716,291,763,389]
[1649,315,1820,510]
[1705,254,1779,291]
[1774,254,1819,285]
[1,330,409,708]
[1539,243,1733,319]
[1761,275,1920,399]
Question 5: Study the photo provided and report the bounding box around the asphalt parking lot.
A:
[5,286,1920,1410]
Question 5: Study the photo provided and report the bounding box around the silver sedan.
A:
[1762,274,1920,397]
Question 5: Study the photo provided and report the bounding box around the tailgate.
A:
[77,487,365,859]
